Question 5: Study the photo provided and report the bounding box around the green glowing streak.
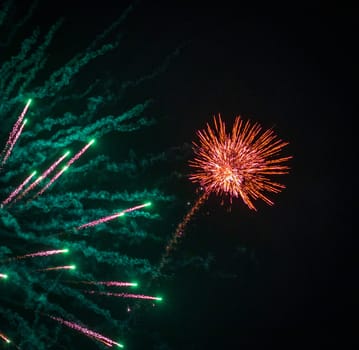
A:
[1,274,8,279]
[131,282,138,287]
[119,212,125,217]
[63,249,69,254]
[89,139,95,145]
[24,118,28,125]
[144,201,152,207]
[117,344,124,348]
[31,170,37,176]
[64,150,70,157]
[155,297,163,301]
[63,166,69,172]
[69,265,76,270]
[27,98,32,105]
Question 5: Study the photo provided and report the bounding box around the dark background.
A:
[1,1,354,349]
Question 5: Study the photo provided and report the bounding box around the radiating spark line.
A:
[158,193,208,271]
[50,316,124,348]
[77,202,151,230]
[38,265,76,272]
[0,99,31,161]
[10,173,44,204]
[0,274,8,279]
[66,139,94,168]
[121,202,151,214]
[1,119,27,166]
[35,151,70,183]
[1,170,36,206]
[33,166,68,199]
[7,99,31,145]
[34,141,94,199]
[85,290,162,301]
[68,280,137,287]
[13,151,70,203]
[15,249,69,261]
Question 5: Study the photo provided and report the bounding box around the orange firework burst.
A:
[189,114,292,210]
[155,114,291,275]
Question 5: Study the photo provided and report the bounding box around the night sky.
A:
[0,1,354,349]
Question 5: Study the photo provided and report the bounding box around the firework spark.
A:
[189,114,291,210]
[77,202,152,230]
[68,280,138,287]
[0,99,31,164]
[85,290,162,301]
[14,249,69,261]
[50,316,124,348]
[158,114,291,271]
[10,151,70,204]
[1,119,27,167]
[32,140,94,200]
[38,265,76,272]
[1,170,36,206]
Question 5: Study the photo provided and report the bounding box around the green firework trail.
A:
[0,2,174,349]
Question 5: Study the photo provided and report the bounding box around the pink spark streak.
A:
[38,265,75,272]
[16,249,68,260]
[34,141,94,198]
[77,202,151,230]
[78,281,136,287]
[1,99,31,160]
[85,290,161,301]
[14,152,69,203]
[50,316,123,348]
[33,166,67,199]
[1,119,27,166]
[1,171,36,206]
[37,151,69,182]
[12,174,44,202]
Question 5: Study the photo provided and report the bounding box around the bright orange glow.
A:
[189,114,292,210]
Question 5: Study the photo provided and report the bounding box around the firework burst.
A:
[158,114,291,271]
[189,114,292,210]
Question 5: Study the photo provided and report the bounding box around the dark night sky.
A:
[1,1,354,349]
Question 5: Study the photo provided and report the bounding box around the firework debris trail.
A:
[49,315,124,348]
[3,248,69,263]
[0,99,31,166]
[30,140,95,201]
[65,280,138,288]
[77,202,152,230]
[0,118,28,168]
[6,150,70,206]
[85,290,163,301]
[0,2,175,348]
[158,192,208,271]
[1,170,36,206]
